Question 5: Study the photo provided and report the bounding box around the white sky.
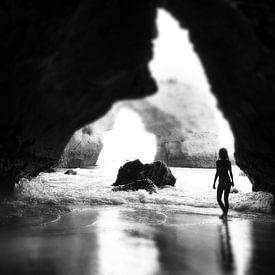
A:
[97,108,157,165]
[149,10,210,91]
[149,9,235,154]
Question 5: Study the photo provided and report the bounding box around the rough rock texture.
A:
[1,0,275,194]
[112,178,157,194]
[59,126,103,168]
[112,159,176,188]
[144,161,176,187]
[112,159,144,187]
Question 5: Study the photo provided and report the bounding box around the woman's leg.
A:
[223,184,231,216]
[217,184,225,213]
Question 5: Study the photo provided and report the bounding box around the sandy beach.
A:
[0,205,274,275]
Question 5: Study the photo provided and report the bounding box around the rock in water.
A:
[112,179,157,194]
[112,159,144,186]
[144,161,176,187]
[64,169,77,175]
[230,187,239,194]
[112,159,176,188]
[44,168,56,173]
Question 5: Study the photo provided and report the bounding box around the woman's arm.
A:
[229,162,234,186]
[213,162,219,189]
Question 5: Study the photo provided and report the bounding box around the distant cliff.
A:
[129,80,220,167]
[59,126,103,168]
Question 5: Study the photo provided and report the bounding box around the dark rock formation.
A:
[0,0,157,194]
[112,159,144,187]
[144,161,176,187]
[64,169,77,175]
[1,0,275,195]
[112,178,157,194]
[59,126,103,168]
[112,159,176,188]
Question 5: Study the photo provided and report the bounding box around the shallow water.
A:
[1,166,275,274]
[1,206,275,275]
[0,165,274,233]
[7,165,273,222]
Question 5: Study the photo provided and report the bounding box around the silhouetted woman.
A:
[213,148,234,219]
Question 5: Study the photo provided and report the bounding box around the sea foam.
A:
[11,166,273,216]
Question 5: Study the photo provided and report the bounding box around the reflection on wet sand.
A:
[1,207,275,275]
[0,210,101,275]
[247,220,275,275]
[218,220,234,273]
[230,220,253,275]
[97,208,160,275]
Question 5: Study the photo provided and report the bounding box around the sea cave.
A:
[1,1,275,274]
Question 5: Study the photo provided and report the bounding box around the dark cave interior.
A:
[1,0,275,195]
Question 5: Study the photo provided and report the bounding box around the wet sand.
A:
[0,206,275,275]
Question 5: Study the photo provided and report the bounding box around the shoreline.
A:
[1,205,275,274]
[1,199,275,230]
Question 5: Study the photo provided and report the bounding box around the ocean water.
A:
[1,165,275,275]
[0,165,271,225]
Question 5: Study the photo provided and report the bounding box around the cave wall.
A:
[163,0,275,192]
[1,0,275,194]
[0,0,157,194]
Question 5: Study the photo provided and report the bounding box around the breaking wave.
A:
[9,166,273,217]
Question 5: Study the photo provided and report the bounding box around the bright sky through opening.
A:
[150,9,234,154]
[97,108,157,165]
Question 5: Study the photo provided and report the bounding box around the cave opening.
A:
[56,8,255,200]
[74,8,236,169]
[149,9,235,157]
[97,108,157,166]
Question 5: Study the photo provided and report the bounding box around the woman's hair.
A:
[218,148,229,161]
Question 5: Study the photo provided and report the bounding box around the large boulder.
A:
[112,159,144,186]
[144,161,176,187]
[112,159,176,188]
[112,178,157,194]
